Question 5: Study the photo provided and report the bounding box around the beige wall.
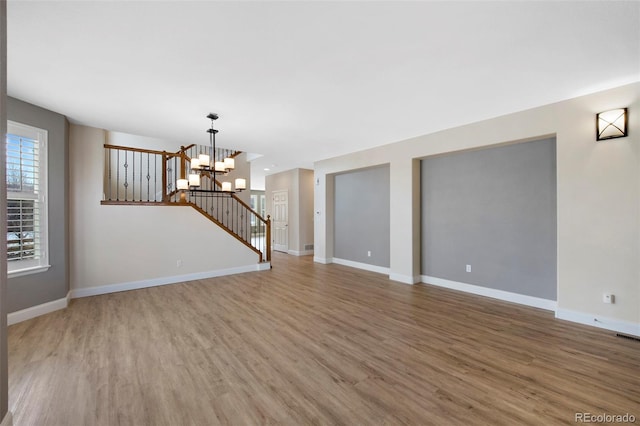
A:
[226,152,251,206]
[315,82,640,334]
[70,125,259,292]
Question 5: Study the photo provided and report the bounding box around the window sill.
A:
[8,264,51,279]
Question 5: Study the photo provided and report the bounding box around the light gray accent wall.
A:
[421,138,557,300]
[334,165,390,267]
[0,0,9,417]
[7,97,70,312]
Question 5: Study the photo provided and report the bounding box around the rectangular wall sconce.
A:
[597,108,628,141]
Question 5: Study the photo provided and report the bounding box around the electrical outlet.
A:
[367,251,371,257]
[466,264,471,273]
[603,293,614,304]
[177,259,183,268]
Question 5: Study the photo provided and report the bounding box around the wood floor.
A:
[8,253,640,425]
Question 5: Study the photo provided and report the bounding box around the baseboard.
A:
[313,256,331,264]
[0,411,12,426]
[332,258,390,275]
[287,249,314,256]
[555,309,640,337]
[7,293,70,326]
[257,262,271,271]
[421,275,557,311]
[389,273,420,285]
[71,263,268,299]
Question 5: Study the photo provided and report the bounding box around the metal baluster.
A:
[154,153,157,201]
[123,151,129,201]
[168,157,173,196]
[139,152,143,201]
[131,153,134,199]
[107,148,112,200]
[116,150,120,200]
[146,153,150,202]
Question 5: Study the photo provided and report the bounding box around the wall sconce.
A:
[597,108,628,141]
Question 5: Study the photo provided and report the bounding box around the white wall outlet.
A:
[367,251,372,257]
[466,264,471,273]
[177,259,183,268]
[602,293,614,304]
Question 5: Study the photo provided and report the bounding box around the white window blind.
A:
[6,121,49,277]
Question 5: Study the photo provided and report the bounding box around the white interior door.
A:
[272,190,289,253]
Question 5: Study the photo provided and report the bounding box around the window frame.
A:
[6,120,50,278]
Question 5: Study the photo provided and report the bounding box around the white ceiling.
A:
[7,1,640,189]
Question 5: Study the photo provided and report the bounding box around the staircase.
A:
[101,143,271,263]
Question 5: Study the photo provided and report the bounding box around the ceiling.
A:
[7,1,640,189]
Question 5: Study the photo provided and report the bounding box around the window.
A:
[6,121,49,277]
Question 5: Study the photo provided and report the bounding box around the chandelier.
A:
[176,113,246,195]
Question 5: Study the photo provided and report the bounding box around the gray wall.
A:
[421,138,557,300]
[7,97,69,312]
[334,165,390,267]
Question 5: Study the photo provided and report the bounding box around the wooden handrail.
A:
[104,144,167,155]
[232,193,268,225]
[103,144,198,158]
[196,171,268,225]
[188,202,265,262]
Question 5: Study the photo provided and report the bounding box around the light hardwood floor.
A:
[8,253,640,425]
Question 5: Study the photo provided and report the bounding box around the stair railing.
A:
[102,144,271,263]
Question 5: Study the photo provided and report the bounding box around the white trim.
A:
[70,263,267,299]
[7,292,70,325]
[7,264,51,279]
[389,273,420,285]
[256,262,271,271]
[332,257,390,275]
[313,256,331,264]
[555,309,640,337]
[1,411,13,426]
[421,275,557,311]
[287,249,314,256]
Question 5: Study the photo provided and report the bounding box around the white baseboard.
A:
[288,249,314,256]
[313,256,331,264]
[257,262,271,271]
[421,275,557,311]
[389,273,420,285]
[555,309,640,337]
[71,263,268,299]
[8,293,70,326]
[332,258,390,275]
[1,411,12,426]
